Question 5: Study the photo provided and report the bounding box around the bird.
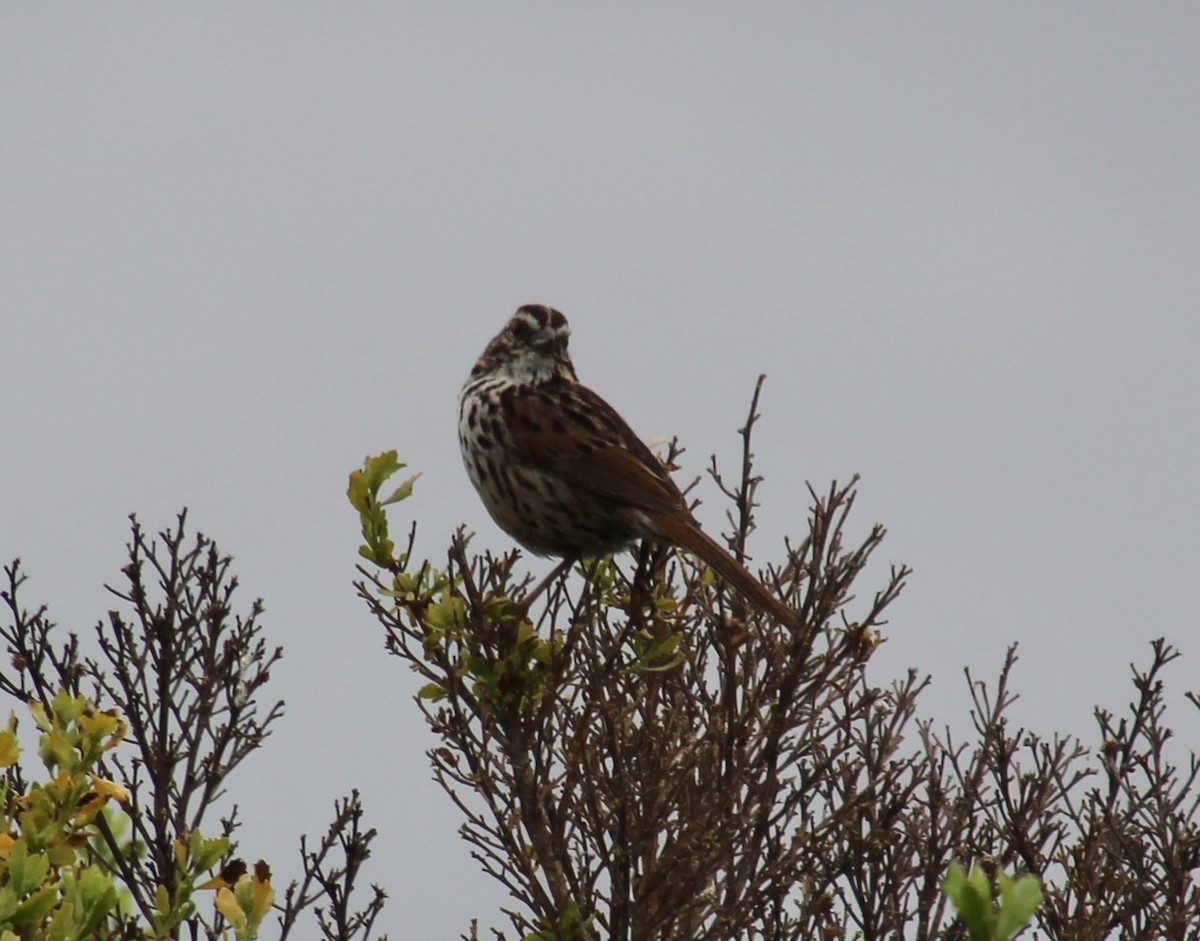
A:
[457,304,798,633]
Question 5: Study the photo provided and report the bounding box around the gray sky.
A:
[3,6,1197,936]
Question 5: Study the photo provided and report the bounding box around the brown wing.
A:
[501,378,687,516]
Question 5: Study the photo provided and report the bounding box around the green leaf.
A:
[530,638,557,667]
[51,691,86,725]
[944,861,1043,941]
[515,619,539,646]
[380,474,420,507]
[76,865,117,908]
[643,631,681,660]
[8,885,59,926]
[996,871,1043,940]
[189,833,231,874]
[348,452,419,569]
[346,470,372,513]
[426,596,466,631]
[484,595,519,624]
[466,656,498,683]
[71,888,120,941]
[45,894,80,941]
[942,861,993,941]
[153,884,171,917]
[5,840,51,897]
[362,450,404,491]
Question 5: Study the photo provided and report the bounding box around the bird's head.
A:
[472,304,577,384]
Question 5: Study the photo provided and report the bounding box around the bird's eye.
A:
[511,321,534,341]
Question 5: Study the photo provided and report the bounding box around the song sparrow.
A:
[458,304,798,631]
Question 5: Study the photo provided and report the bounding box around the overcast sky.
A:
[3,6,1198,937]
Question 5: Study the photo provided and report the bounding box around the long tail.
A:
[653,513,800,632]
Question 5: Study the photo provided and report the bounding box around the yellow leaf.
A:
[250,864,275,922]
[0,729,19,767]
[347,469,371,511]
[79,708,117,738]
[29,701,51,732]
[215,886,246,929]
[90,775,130,802]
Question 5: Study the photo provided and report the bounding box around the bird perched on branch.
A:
[458,304,798,632]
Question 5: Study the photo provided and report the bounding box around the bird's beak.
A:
[531,326,561,354]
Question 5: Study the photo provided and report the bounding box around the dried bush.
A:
[2,514,386,941]
[352,385,1199,941]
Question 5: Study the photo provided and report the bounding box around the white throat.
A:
[492,349,562,386]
